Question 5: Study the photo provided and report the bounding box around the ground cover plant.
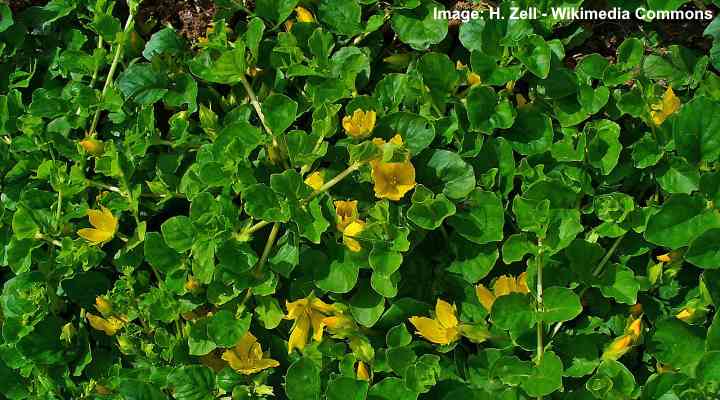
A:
[2,0,720,398]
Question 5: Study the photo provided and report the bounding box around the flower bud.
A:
[80,137,105,156]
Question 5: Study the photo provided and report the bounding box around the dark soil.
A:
[7,0,47,13]
[138,0,216,41]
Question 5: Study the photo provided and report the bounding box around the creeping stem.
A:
[536,238,545,400]
[252,222,281,277]
[89,13,134,135]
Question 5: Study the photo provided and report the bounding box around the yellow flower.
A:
[602,315,643,360]
[284,20,294,31]
[295,6,315,23]
[467,72,481,86]
[334,200,359,232]
[370,160,416,201]
[676,307,695,322]
[475,273,530,313]
[305,171,325,191]
[221,332,280,375]
[323,314,356,336]
[342,109,376,139]
[94,296,113,315]
[185,276,201,292]
[408,299,461,345]
[343,220,365,252]
[77,207,118,246]
[86,314,124,336]
[656,251,680,263]
[79,137,105,156]
[372,133,405,149]
[602,334,634,360]
[285,294,337,353]
[356,361,371,381]
[650,86,681,126]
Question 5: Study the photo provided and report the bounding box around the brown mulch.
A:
[138,0,216,41]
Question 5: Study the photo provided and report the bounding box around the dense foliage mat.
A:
[2,0,720,399]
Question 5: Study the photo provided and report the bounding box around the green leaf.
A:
[685,228,720,269]
[648,318,705,373]
[380,112,435,156]
[243,184,291,222]
[206,310,250,347]
[189,45,247,84]
[326,377,369,400]
[286,358,321,400]
[11,207,39,240]
[539,287,583,323]
[168,366,215,400]
[318,0,362,36]
[426,150,476,200]
[261,94,298,135]
[617,38,644,69]
[350,281,385,327]
[390,1,447,50]
[417,52,459,96]
[521,351,563,397]
[161,216,197,252]
[696,351,720,384]
[407,185,456,230]
[117,64,168,105]
[386,323,412,348]
[515,34,551,79]
[586,119,621,175]
[448,189,504,244]
[645,194,720,249]
[673,96,720,164]
[143,27,185,60]
[505,105,553,155]
[491,293,534,332]
[144,232,182,274]
[367,377,417,400]
[255,0,299,25]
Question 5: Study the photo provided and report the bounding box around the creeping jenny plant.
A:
[3,0,720,399]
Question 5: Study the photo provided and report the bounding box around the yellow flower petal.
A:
[651,87,681,126]
[356,361,370,381]
[602,335,633,360]
[310,312,327,342]
[310,298,337,314]
[475,284,495,313]
[79,138,105,156]
[295,6,315,23]
[343,220,365,252]
[334,200,359,232]
[87,314,123,336]
[493,275,516,297]
[676,307,694,322]
[517,272,530,293]
[285,298,309,320]
[408,316,451,344]
[94,297,113,315]
[288,314,310,354]
[222,332,280,375]
[468,72,481,86]
[77,228,114,246]
[89,207,117,232]
[342,109,376,139]
[626,317,642,339]
[435,299,458,329]
[305,171,325,191]
[371,161,416,201]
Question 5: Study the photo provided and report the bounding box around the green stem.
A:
[592,235,624,277]
[536,238,545,400]
[89,13,134,135]
[304,162,362,203]
[239,75,274,138]
[239,162,362,237]
[252,222,281,277]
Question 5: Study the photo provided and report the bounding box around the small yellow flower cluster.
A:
[409,299,462,345]
[334,200,365,252]
[284,293,340,353]
[475,273,530,313]
[86,297,127,336]
[602,315,643,360]
[221,331,280,375]
[370,135,416,201]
